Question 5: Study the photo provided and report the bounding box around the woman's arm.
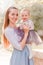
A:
[20,32,28,49]
[4,28,29,50]
[20,24,29,49]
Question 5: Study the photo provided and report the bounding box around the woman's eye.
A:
[12,13,18,16]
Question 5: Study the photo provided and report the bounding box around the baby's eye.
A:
[25,15,27,16]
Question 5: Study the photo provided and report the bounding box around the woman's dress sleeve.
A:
[4,29,22,50]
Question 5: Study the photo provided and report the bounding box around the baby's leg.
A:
[26,44,33,59]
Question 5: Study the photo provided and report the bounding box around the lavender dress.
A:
[4,26,34,65]
[17,20,42,44]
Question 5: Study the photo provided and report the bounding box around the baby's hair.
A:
[20,7,30,15]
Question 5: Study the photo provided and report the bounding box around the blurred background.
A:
[0,0,43,65]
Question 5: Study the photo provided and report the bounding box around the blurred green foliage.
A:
[30,3,43,31]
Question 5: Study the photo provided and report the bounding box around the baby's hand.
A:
[22,24,29,33]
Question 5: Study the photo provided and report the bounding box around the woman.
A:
[2,7,31,65]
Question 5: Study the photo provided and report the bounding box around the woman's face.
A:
[8,8,18,24]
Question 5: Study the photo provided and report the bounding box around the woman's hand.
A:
[20,25,29,49]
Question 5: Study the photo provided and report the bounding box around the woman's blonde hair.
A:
[2,7,18,48]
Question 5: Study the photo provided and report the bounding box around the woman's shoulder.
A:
[5,26,9,32]
[4,26,16,39]
[4,26,17,36]
[4,26,14,34]
[5,26,10,32]
[5,26,14,31]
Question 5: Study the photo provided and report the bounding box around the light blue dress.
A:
[4,26,34,65]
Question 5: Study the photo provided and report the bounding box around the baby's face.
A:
[21,10,30,22]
